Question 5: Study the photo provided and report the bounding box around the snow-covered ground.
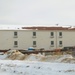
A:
[0,50,75,75]
[0,60,75,75]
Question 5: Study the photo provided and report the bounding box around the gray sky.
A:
[0,0,75,26]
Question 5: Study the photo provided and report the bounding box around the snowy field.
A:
[0,50,75,75]
[0,60,75,75]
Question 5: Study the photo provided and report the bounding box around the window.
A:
[59,32,62,38]
[33,32,36,36]
[33,41,36,47]
[14,41,18,47]
[33,41,36,45]
[50,32,54,38]
[51,41,54,47]
[14,32,18,38]
[59,41,62,46]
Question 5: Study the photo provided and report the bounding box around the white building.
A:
[0,26,75,50]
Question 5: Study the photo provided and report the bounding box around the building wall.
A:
[34,30,56,50]
[0,30,14,50]
[0,29,75,50]
[62,31,75,47]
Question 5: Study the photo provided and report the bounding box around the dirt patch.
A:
[4,50,75,63]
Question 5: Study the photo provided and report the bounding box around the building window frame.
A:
[14,32,18,38]
[32,32,36,38]
[50,32,54,38]
[59,32,62,38]
[14,41,18,47]
[50,41,54,47]
[33,41,36,47]
[59,41,62,47]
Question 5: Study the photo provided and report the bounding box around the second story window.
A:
[33,32,36,38]
[50,32,54,38]
[33,32,36,36]
[14,32,18,38]
[59,32,62,38]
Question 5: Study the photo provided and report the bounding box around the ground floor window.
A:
[51,41,54,47]
[59,41,62,46]
[33,41,36,47]
[14,41,18,47]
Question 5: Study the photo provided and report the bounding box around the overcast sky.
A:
[0,0,75,26]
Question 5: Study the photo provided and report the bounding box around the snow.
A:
[0,24,74,30]
[5,50,25,60]
[0,50,75,75]
[0,60,75,75]
[25,53,45,61]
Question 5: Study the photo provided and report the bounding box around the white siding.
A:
[0,29,75,50]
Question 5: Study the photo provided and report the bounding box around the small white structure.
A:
[0,26,75,50]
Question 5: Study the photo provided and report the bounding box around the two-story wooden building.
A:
[0,26,75,50]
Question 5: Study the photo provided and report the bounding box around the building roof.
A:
[22,26,75,31]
